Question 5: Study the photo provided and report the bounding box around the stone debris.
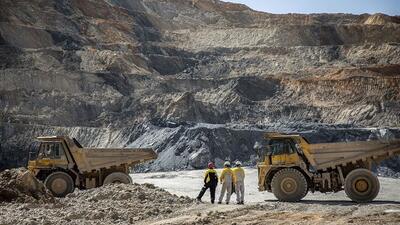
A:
[0,168,54,203]
[0,169,400,225]
[0,182,194,225]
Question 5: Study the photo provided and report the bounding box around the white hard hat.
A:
[224,161,231,167]
[235,161,242,166]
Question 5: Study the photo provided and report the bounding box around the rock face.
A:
[0,0,400,171]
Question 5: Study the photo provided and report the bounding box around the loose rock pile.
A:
[0,181,194,225]
[0,168,54,203]
[65,183,194,222]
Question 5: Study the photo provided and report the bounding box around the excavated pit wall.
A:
[1,0,400,173]
[2,122,400,174]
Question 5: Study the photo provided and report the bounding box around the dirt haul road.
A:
[0,168,399,225]
[133,168,400,225]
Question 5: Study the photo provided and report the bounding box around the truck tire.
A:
[344,168,380,203]
[103,172,132,185]
[271,168,308,202]
[45,171,75,198]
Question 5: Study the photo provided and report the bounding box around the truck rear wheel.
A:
[271,168,308,202]
[45,171,75,198]
[345,168,380,203]
[103,172,132,185]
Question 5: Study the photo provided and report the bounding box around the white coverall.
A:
[218,167,233,203]
[233,167,245,203]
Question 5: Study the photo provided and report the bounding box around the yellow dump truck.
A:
[256,133,400,203]
[27,136,157,197]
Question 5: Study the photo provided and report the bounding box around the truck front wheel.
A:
[103,172,132,185]
[271,168,308,202]
[45,171,75,197]
[344,168,380,203]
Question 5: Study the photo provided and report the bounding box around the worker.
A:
[218,161,234,204]
[233,161,245,204]
[196,162,218,203]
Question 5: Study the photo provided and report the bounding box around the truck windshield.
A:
[255,139,270,159]
[256,138,298,159]
[28,142,41,160]
[37,142,66,159]
[268,139,296,155]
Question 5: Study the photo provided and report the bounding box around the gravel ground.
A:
[0,168,399,225]
[133,168,400,225]
[0,183,193,225]
[144,202,400,225]
[132,168,400,203]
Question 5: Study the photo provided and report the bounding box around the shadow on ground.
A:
[264,199,400,206]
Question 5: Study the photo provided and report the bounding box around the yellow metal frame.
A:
[258,133,306,192]
[27,140,70,174]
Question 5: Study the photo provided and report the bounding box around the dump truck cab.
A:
[260,133,303,165]
[27,136,157,197]
[257,133,311,193]
[28,136,78,177]
[256,132,400,203]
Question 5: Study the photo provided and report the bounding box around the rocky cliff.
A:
[1,0,400,171]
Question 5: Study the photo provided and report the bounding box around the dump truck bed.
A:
[35,136,157,173]
[70,147,157,173]
[308,139,400,170]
